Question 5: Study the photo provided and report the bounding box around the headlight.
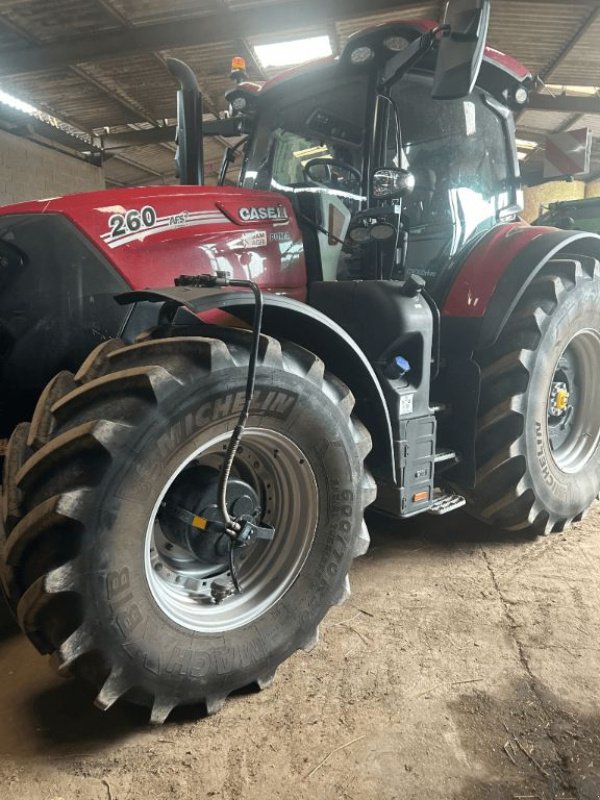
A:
[231,96,247,112]
[514,86,529,105]
[384,36,409,52]
[350,46,375,65]
[349,225,372,243]
[370,222,397,241]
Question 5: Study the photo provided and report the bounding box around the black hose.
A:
[216,279,264,527]
[174,272,264,594]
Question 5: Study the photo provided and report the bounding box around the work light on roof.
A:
[383,36,410,52]
[350,46,375,65]
[231,96,247,112]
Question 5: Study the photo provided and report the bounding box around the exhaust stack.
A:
[166,58,204,186]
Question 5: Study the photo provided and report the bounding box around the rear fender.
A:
[117,287,396,483]
[443,224,600,350]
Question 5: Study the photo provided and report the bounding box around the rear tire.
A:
[467,256,600,534]
[0,331,375,722]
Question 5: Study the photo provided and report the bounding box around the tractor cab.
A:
[237,10,531,301]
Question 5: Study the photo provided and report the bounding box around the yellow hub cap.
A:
[554,387,570,412]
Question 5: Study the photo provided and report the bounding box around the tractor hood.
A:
[0,185,307,298]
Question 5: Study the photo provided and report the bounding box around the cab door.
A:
[243,70,370,282]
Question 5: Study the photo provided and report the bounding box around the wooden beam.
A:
[100,117,243,150]
[0,0,439,77]
[528,93,600,114]
[101,125,176,149]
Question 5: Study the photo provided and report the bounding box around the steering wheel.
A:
[303,158,362,191]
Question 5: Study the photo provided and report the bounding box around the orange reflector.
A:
[192,515,208,530]
[231,56,247,72]
[413,491,429,503]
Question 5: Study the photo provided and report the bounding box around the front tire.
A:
[468,256,600,534]
[0,331,375,722]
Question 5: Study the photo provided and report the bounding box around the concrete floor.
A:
[1,506,600,800]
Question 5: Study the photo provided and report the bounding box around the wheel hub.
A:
[158,466,262,568]
[546,329,600,473]
[145,428,318,633]
[549,382,571,418]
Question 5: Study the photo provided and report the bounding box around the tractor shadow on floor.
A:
[362,507,537,562]
[9,657,248,754]
[0,634,154,756]
[27,678,151,751]
[449,676,600,800]
[21,673,256,754]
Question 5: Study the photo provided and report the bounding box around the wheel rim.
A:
[546,328,600,474]
[144,428,319,633]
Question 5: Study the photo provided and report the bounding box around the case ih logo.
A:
[238,205,288,222]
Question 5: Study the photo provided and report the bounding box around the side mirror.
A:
[432,0,491,100]
[304,158,362,190]
[372,169,415,200]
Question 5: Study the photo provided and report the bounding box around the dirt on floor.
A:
[1,505,600,800]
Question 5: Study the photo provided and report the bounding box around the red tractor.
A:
[1,0,599,723]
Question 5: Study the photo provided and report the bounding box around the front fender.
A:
[117,286,396,483]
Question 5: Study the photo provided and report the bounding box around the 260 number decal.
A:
[108,206,157,239]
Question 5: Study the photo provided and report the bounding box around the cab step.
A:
[434,449,457,465]
[428,493,466,516]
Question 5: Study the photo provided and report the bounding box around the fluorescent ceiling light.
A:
[0,84,92,145]
[516,138,539,150]
[254,35,332,69]
[0,88,37,115]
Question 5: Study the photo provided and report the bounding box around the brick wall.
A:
[0,129,104,206]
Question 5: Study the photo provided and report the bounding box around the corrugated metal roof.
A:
[548,13,600,85]
[79,53,178,123]
[3,68,140,129]
[0,18,27,52]
[519,109,575,133]
[485,1,594,78]
[108,0,223,26]
[0,0,597,184]
[1,0,118,43]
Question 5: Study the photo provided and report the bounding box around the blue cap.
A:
[395,356,411,373]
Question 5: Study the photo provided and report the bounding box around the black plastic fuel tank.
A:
[309,279,434,420]
[309,280,437,517]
